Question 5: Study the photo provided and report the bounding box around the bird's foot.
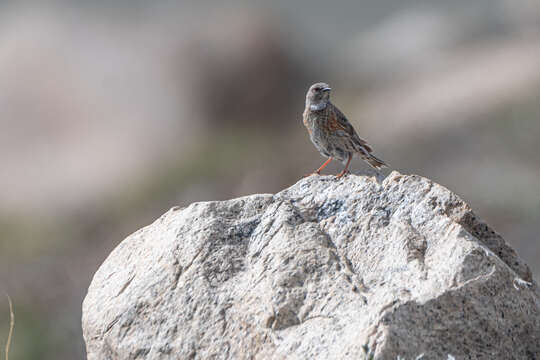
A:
[335,170,350,179]
[304,171,321,178]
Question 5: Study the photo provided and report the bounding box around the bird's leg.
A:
[336,154,352,178]
[305,157,333,177]
[315,157,333,175]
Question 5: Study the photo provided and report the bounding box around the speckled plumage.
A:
[303,82,387,177]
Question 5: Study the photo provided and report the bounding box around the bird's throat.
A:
[310,102,327,111]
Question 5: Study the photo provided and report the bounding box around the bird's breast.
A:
[302,110,312,134]
[304,111,328,145]
[304,108,324,126]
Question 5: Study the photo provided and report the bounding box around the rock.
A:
[82,172,539,359]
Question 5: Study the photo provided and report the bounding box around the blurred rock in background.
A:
[0,1,539,359]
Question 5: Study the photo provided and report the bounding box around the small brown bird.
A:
[303,82,387,178]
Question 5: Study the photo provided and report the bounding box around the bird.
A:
[303,82,387,178]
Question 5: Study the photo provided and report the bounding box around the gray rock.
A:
[82,172,539,359]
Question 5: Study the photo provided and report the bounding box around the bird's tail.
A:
[361,152,388,169]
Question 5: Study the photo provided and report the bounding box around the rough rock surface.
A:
[82,172,539,359]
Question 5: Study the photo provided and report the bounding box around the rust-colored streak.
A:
[327,110,348,132]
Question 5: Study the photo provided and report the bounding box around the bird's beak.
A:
[322,87,331,92]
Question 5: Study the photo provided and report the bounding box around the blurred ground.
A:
[0,1,539,359]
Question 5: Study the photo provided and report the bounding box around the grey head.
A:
[306,82,332,111]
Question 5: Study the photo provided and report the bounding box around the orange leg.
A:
[336,154,352,178]
[305,157,333,177]
[315,157,333,175]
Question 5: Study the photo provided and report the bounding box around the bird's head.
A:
[306,82,331,110]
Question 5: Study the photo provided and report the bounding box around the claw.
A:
[335,170,350,179]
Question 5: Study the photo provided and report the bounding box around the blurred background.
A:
[0,1,539,358]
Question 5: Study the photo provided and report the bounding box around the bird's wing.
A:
[329,103,373,152]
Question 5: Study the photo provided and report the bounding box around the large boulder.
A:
[82,172,538,359]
